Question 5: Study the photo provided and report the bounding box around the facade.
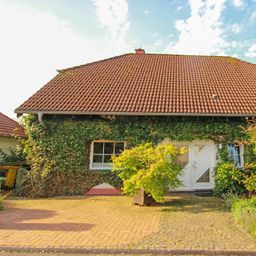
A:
[15,49,256,194]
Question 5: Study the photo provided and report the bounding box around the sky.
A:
[1,0,256,119]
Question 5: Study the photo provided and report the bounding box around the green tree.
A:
[112,143,183,203]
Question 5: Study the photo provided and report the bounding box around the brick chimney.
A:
[135,48,145,54]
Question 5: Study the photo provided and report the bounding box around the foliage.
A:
[0,196,3,211]
[243,164,256,194]
[222,193,240,210]
[112,143,183,202]
[232,196,256,237]
[214,163,246,197]
[17,114,248,197]
[247,121,256,155]
[14,167,31,197]
[0,146,25,163]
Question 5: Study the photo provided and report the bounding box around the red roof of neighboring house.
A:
[15,50,256,116]
[0,113,25,138]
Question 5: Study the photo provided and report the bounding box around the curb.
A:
[1,247,256,255]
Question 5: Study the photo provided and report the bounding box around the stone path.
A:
[0,194,255,253]
[131,195,256,251]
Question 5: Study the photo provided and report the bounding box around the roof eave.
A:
[14,109,256,117]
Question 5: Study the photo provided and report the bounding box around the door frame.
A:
[168,140,217,191]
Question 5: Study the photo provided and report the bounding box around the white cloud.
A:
[229,23,242,34]
[250,11,256,21]
[245,44,256,58]
[233,0,244,8]
[176,5,183,11]
[143,10,150,15]
[91,0,130,47]
[0,1,129,118]
[165,0,229,55]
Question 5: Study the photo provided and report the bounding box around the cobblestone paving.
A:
[130,195,256,251]
[0,194,255,252]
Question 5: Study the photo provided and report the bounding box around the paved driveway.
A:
[0,194,255,253]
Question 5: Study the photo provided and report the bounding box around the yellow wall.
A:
[0,136,19,153]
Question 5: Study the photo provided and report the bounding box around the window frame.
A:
[89,140,126,170]
[228,143,244,168]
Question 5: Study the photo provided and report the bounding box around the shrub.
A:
[222,193,240,210]
[0,196,3,211]
[0,146,25,163]
[214,162,246,197]
[242,163,256,195]
[232,196,256,237]
[14,167,31,197]
[112,143,183,203]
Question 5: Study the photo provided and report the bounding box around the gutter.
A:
[15,109,256,119]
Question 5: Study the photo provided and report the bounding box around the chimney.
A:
[135,48,145,54]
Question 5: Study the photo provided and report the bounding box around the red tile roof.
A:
[15,51,256,116]
[0,113,25,138]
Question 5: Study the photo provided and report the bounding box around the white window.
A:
[228,143,244,168]
[90,141,125,170]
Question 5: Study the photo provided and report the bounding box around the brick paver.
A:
[0,196,160,249]
[0,194,255,252]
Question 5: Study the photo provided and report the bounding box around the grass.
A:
[232,196,256,238]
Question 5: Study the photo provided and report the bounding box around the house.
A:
[0,113,25,188]
[0,112,24,156]
[15,49,256,195]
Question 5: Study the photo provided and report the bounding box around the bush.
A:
[242,163,256,195]
[0,146,25,162]
[232,196,256,237]
[0,196,3,211]
[222,193,240,210]
[112,143,183,203]
[14,167,31,197]
[214,162,246,197]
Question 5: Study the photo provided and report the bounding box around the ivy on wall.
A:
[16,114,249,197]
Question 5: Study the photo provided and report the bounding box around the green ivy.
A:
[16,114,249,197]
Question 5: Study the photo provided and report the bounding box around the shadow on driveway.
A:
[0,207,94,231]
[160,194,227,214]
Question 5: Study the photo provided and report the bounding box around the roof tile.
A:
[16,53,256,116]
[0,113,25,137]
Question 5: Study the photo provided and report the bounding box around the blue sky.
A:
[1,0,256,118]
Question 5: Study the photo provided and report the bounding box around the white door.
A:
[175,141,217,191]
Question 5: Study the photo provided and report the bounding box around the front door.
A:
[175,141,217,191]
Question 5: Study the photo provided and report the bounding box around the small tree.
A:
[112,143,183,203]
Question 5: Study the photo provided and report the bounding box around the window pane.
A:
[93,155,103,163]
[176,146,189,168]
[228,143,241,167]
[103,154,112,163]
[104,142,114,154]
[94,142,103,154]
[196,168,210,183]
[115,142,125,154]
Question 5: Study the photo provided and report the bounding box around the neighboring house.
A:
[0,113,25,188]
[0,112,24,156]
[15,49,256,194]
